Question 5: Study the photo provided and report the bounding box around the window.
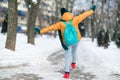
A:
[2,0,8,3]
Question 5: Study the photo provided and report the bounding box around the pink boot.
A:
[63,72,70,79]
[71,63,76,69]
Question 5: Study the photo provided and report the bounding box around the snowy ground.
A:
[0,31,120,80]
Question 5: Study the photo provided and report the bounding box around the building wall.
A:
[0,0,27,25]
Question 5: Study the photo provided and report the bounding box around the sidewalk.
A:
[48,49,96,80]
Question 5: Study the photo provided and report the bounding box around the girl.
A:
[34,5,96,79]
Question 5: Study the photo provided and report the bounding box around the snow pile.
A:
[77,38,120,79]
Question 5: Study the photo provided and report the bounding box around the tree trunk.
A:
[54,0,59,38]
[69,0,74,12]
[91,0,95,42]
[24,0,40,44]
[101,0,104,29]
[27,3,39,44]
[38,8,44,29]
[5,0,18,51]
[66,0,69,9]
[116,2,120,32]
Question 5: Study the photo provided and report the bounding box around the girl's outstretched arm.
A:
[34,22,61,34]
[73,5,96,25]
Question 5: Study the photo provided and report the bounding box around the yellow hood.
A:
[61,12,73,21]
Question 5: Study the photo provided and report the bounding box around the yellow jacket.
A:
[40,10,94,44]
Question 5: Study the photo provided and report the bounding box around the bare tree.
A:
[53,0,59,38]
[5,0,18,51]
[38,2,44,29]
[91,0,95,42]
[66,0,69,9]
[24,0,40,44]
[115,0,120,32]
[66,0,74,12]
[100,0,106,29]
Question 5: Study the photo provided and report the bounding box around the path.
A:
[48,49,96,80]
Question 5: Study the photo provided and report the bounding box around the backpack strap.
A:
[69,20,72,24]
[63,20,73,25]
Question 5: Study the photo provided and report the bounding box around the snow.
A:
[77,38,120,80]
[0,31,120,80]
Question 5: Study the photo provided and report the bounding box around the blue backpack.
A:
[63,20,79,45]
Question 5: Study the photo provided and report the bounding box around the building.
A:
[0,0,27,25]
[0,0,75,26]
